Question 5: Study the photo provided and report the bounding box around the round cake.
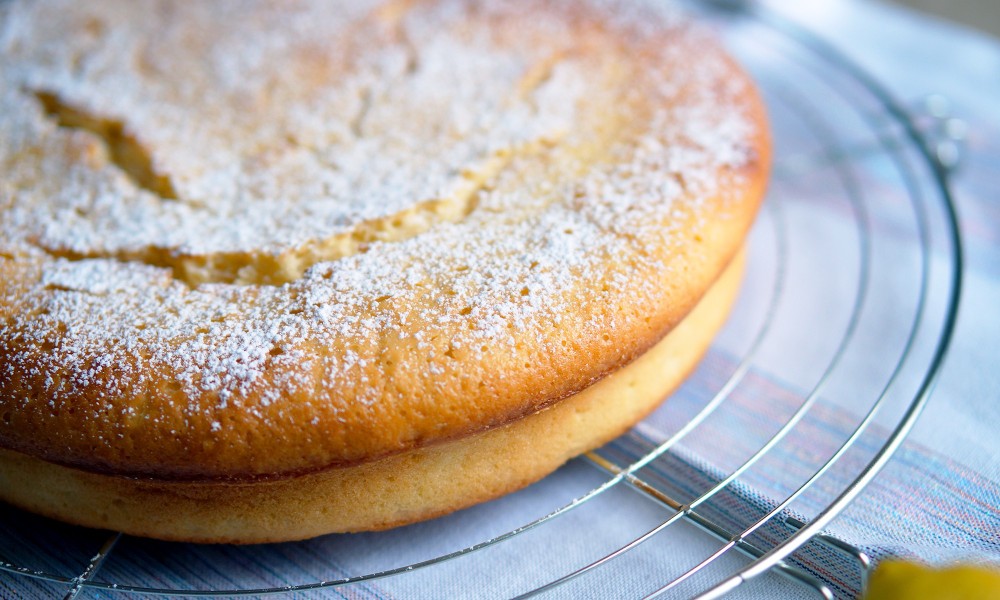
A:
[0,0,769,542]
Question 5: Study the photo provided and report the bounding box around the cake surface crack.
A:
[32,90,178,201]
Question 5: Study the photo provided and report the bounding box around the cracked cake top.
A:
[0,0,768,480]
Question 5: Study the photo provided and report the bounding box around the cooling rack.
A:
[0,1,963,598]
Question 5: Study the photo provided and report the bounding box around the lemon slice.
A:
[866,560,1000,600]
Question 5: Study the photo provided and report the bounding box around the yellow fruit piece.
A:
[866,560,1000,600]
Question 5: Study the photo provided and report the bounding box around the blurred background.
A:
[889,0,999,38]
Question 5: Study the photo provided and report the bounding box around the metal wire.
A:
[62,533,121,600]
[689,4,963,599]
[0,2,963,598]
[511,3,963,596]
[513,104,873,594]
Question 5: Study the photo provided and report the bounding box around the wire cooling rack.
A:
[0,2,963,599]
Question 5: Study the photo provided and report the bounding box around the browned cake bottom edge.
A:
[0,251,745,544]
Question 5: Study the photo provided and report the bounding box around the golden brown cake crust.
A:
[0,0,769,481]
[0,253,744,542]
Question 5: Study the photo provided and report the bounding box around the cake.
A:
[0,0,769,542]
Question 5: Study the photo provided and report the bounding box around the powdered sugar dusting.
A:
[0,0,762,474]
